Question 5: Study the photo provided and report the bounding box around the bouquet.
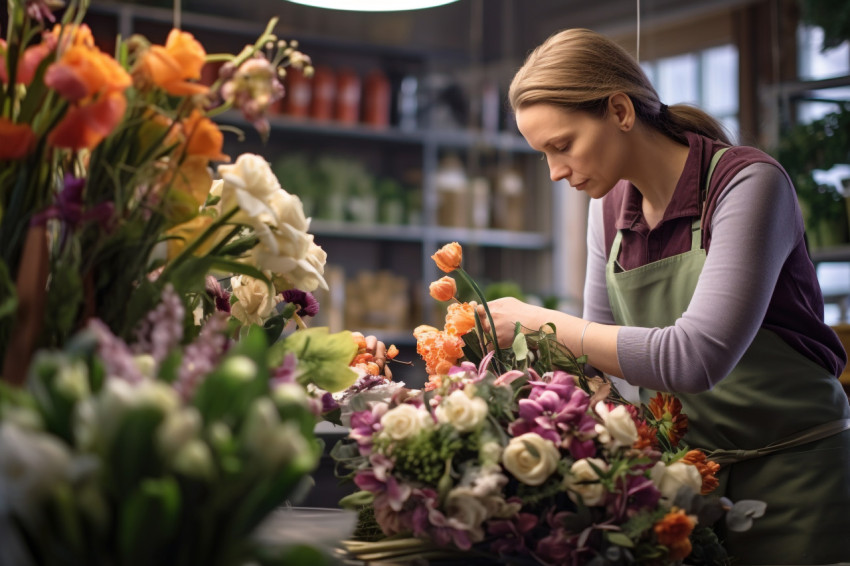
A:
[331,243,765,566]
[0,0,316,382]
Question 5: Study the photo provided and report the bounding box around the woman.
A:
[483,28,850,564]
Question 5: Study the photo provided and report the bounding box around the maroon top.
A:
[599,132,847,379]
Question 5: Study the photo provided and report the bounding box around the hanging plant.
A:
[798,0,850,50]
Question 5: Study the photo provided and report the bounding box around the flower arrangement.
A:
[0,2,372,565]
[0,0,316,382]
[331,243,765,566]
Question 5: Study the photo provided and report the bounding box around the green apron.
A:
[605,149,850,565]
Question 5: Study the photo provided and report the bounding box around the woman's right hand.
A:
[473,296,538,349]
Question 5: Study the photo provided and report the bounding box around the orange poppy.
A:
[181,110,229,162]
[137,29,208,96]
[45,44,131,101]
[431,242,462,273]
[0,119,36,160]
[429,276,457,302]
[47,91,127,151]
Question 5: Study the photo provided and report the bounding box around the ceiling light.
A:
[284,0,461,12]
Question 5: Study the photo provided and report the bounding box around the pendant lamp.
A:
[284,0,461,12]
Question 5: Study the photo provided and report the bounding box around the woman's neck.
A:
[626,126,690,228]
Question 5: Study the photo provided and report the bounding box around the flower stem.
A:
[454,267,504,373]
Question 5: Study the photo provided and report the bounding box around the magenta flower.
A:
[281,288,319,318]
[508,373,594,448]
[488,511,538,555]
[206,275,231,314]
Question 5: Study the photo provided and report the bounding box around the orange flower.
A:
[387,344,399,360]
[653,508,695,561]
[137,29,208,96]
[445,302,476,336]
[415,326,464,377]
[16,42,53,85]
[162,155,215,225]
[45,44,131,102]
[47,91,127,151]
[431,242,462,273]
[0,119,36,160]
[181,110,229,162]
[51,23,96,49]
[165,213,217,260]
[680,450,721,495]
[429,276,457,302]
[648,392,688,446]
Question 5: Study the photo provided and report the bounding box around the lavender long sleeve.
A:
[582,162,804,393]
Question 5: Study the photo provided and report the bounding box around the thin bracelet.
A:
[580,321,593,356]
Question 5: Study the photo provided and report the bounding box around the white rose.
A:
[502,433,561,486]
[595,402,638,448]
[435,389,489,432]
[217,153,282,220]
[479,441,504,467]
[443,488,490,539]
[651,461,703,508]
[264,236,328,292]
[565,457,609,506]
[230,274,277,326]
[380,403,432,441]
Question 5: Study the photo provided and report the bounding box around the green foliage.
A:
[799,0,850,50]
[271,327,358,393]
[774,105,850,248]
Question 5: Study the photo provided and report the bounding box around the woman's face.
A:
[516,102,629,199]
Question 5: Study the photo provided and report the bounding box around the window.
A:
[641,44,740,143]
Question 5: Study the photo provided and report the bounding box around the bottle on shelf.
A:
[363,69,391,129]
[335,68,361,125]
[435,154,469,228]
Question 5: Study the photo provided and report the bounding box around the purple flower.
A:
[174,312,230,400]
[31,174,113,249]
[533,510,578,566]
[508,375,593,448]
[488,512,538,555]
[281,289,319,318]
[132,284,184,364]
[206,276,231,314]
[86,319,144,383]
[271,351,298,386]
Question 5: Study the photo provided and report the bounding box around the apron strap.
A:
[705,418,850,467]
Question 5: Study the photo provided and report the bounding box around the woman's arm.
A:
[486,163,801,393]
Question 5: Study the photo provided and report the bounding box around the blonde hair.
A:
[509,28,731,145]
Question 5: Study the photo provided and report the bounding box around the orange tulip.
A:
[137,29,208,96]
[0,119,36,160]
[51,23,96,49]
[15,42,53,85]
[46,44,131,101]
[181,110,229,162]
[445,302,476,336]
[653,508,695,561]
[431,242,462,273]
[429,276,457,302]
[47,91,127,150]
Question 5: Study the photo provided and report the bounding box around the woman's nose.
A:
[548,158,571,182]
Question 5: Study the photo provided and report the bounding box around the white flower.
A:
[55,359,90,400]
[502,433,560,486]
[565,457,609,506]
[380,403,433,441]
[479,441,503,467]
[337,379,405,428]
[157,406,202,462]
[230,274,277,327]
[172,439,215,481]
[241,398,309,469]
[651,460,703,508]
[272,382,309,407]
[216,154,327,292]
[435,389,488,432]
[0,423,72,522]
[594,401,638,449]
[132,354,157,379]
[443,487,490,540]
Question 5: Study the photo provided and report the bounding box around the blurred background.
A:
[70,0,849,384]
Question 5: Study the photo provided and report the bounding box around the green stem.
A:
[159,206,239,281]
[453,267,504,373]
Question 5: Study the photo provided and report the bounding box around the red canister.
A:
[284,66,313,118]
[363,69,390,128]
[310,66,336,121]
[335,68,361,125]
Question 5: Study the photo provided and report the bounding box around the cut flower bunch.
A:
[0,0,317,382]
[331,243,765,566]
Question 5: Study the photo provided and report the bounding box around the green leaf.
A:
[109,407,167,496]
[725,499,767,532]
[606,531,635,548]
[339,490,376,509]
[511,331,528,361]
[118,478,181,565]
[272,327,358,393]
[0,260,17,320]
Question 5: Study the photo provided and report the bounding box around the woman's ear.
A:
[608,92,635,132]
